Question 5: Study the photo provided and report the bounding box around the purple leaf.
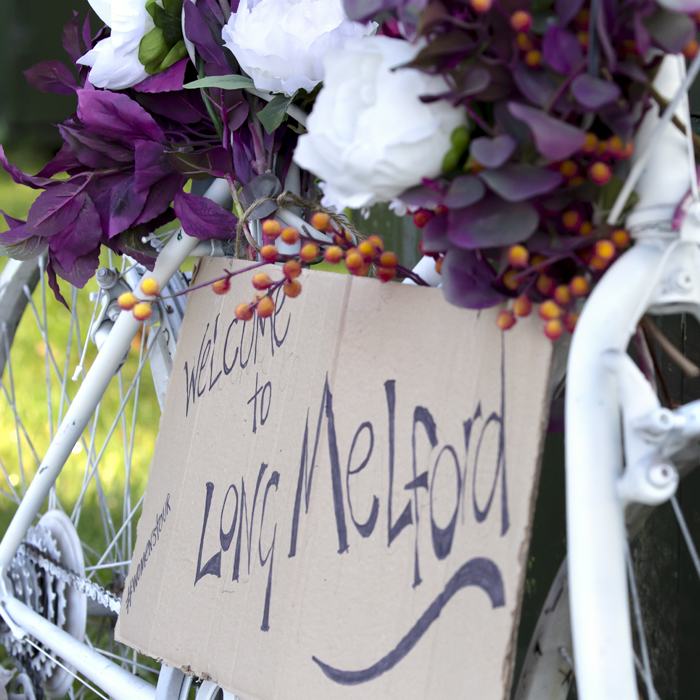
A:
[134,140,172,193]
[441,248,504,309]
[50,247,101,288]
[508,102,586,161]
[470,135,516,169]
[183,2,228,68]
[82,11,94,52]
[542,26,582,75]
[442,176,485,209]
[231,129,256,185]
[174,189,238,240]
[133,59,188,93]
[1,210,27,231]
[0,145,54,189]
[0,233,48,260]
[46,259,70,309]
[448,195,539,249]
[24,61,80,95]
[109,175,148,237]
[399,184,444,209]
[456,66,491,97]
[132,174,184,227]
[512,63,558,108]
[420,212,449,253]
[644,8,695,54]
[26,185,86,237]
[77,89,167,145]
[479,165,563,202]
[239,174,282,221]
[37,142,85,178]
[48,196,102,271]
[86,173,129,234]
[62,11,83,67]
[134,90,206,124]
[555,0,585,26]
[571,74,621,110]
[59,124,128,170]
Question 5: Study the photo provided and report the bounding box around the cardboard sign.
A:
[116,258,552,700]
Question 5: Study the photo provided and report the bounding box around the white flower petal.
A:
[293,35,466,211]
[222,0,375,96]
[78,37,149,90]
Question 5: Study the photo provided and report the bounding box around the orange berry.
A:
[524,50,542,68]
[576,9,590,27]
[257,296,276,318]
[118,292,138,310]
[623,141,634,159]
[235,302,254,321]
[589,161,612,184]
[366,234,384,251]
[607,135,624,158]
[622,39,638,56]
[510,10,532,32]
[539,299,562,320]
[283,259,302,279]
[413,210,432,228]
[544,319,564,340]
[470,0,492,13]
[516,33,533,51]
[358,240,377,260]
[507,244,529,268]
[503,269,521,290]
[311,212,332,232]
[696,10,700,23]
[562,210,581,231]
[212,278,231,295]
[377,266,397,282]
[379,251,399,268]
[435,256,443,275]
[559,160,579,178]
[283,279,302,298]
[564,311,579,333]
[684,39,699,59]
[513,294,532,317]
[345,249,363,271]
[536,274,555,296]
[568,176,586,187]
[324,245,344,264]
[252,273,273,290]
[554,285,572,306]
[260,245,278,262]
[281,227,300,245]
[140,278,159,296]
[590,255,609,271]
[595,239,616,261]
[262,219,282,238]
[497,310,516,330]
[582,132,598,154]
[579,221,593,236]
[300,242,319,262]
[569,275,589,297]
[611,228,630,248]
[576,31,589,48]
[531,254,546,267]
[133,302,153,321]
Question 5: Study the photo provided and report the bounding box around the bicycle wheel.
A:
[0,252,185,699]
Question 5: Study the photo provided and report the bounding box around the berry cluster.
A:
[117,212,407,324]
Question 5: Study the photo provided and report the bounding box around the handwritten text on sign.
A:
[116,259,552,700]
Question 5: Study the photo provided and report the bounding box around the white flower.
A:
[77,0,153,90]
[222,0,375,96]
[293,36,466,211]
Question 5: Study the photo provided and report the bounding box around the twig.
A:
[649,85,700,158]
[641,316,700,378]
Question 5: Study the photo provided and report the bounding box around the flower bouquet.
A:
[2,0,700,337]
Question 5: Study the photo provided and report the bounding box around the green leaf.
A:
[598,175,639,216]
[184,75,255,90]
[257,93,294,134]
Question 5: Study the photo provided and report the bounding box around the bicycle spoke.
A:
[671,494,700,581]
[3,322,26,494]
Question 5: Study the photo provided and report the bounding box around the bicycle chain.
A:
[21,543,122,615]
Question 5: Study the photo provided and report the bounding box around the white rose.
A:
[77,0,153,90]
[222,0,375,96]
[293,36,466,211]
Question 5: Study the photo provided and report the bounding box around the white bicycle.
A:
[2,46,700,700]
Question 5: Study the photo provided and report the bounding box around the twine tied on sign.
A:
[235,190,361,258]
